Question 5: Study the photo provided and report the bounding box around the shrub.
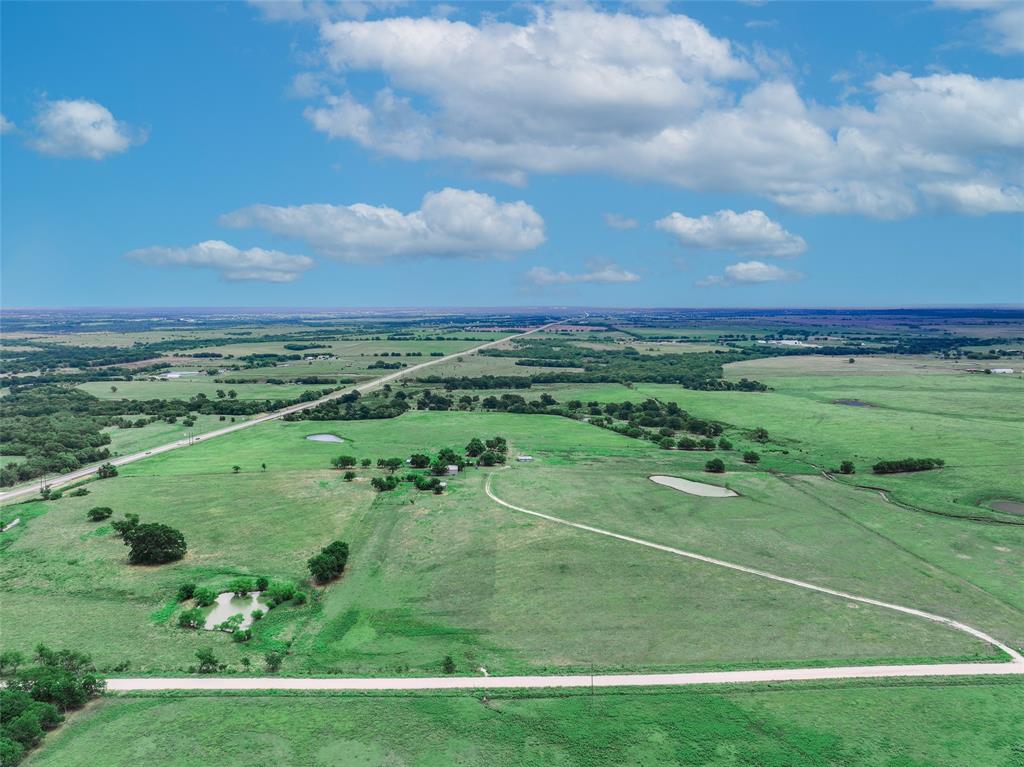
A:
[872,458,944,474]
[193,587,217,607]
[125,523,187,565]
[742,451,760,465]
[251,609,264,622]
[177,608,204,629]
[97,463,118,479]
[264,581,296,607]
[308,539,351,585]
[409,453,431,468]
[228,577,254,597]
[176,583,196,602]
[86,506,113,522]
[331,455,357,469]
[195,648,219,674]
[343,470,356,481]
[839,460,855,475]
[677,437,698,450]
[255,576,269,592]
[658,437,675,450]
[214,614,243,633]
[111,513,139,541]
[264,651,284,672]
[232,628,252,643]
[753,428,769,442]
[67,488,90,497]
[293,591,307,605]
[442,655,456,674]
[718,438,733,450]
[705,458,725,473]
[370,475,398,492]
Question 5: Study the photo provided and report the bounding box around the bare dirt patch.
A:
[649,475,738,498]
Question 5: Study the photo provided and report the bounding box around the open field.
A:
[27,680,1024,766]
[103,414,251,457]
[78,380,335,401]
[619,372,1023,521]
[3,410,1017,677]
[725,354,1022,377]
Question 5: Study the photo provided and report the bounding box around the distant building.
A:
[445,465,460,475]
[516,455,534,462]
[991,368,1015,374]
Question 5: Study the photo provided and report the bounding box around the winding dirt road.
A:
[483,473,1024,665]
[0,321,561,505]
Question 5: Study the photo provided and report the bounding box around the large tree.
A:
[125,523,187,565]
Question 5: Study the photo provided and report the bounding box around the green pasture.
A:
[79,380,327,401]
[28,680,1024,767]
[3,408,1014,676]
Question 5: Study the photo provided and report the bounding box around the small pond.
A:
[649,475,738,498]
[988,499,1024,516]
[306,434,344,443]
[203,591,269,631]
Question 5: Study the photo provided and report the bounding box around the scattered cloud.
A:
[220,187,545,261]
[919,180,1024,215]
[656,209,807,257]
[699,260,803,287]
[30,98,145,159]
[279,6,1023,218]
[603,213,638,230]
[126,240,314,283]
[745,19,778,29]
[936,1,1024,54]
[526,260,640,286]
[0,114,15,134]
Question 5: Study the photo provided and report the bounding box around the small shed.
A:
[445,465,460,476]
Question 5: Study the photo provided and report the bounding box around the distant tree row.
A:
[872,458,945,474]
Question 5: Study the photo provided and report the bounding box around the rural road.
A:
[101,472,1023,694]
[0,321,563,505]
[484,473,1024,664]
[105,661,1024,692]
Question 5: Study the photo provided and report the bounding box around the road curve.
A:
[0,321,562,505]
[484,474,1024,664]
[106,661,1024,692]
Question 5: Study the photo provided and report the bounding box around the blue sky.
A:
[1,0,1021,308]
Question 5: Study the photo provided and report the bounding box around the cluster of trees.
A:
[354,437,507,494]
[0,646,105,765]
[0,384,341,485]
[475,340,768,390]
[872,458,945,474]
[308,540,350,583]
[110,512,187,564]
[285,390,410,422]
[367,360,406,370]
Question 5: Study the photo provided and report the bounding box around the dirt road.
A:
[106,661,1023,692]
[484,474,1024,664]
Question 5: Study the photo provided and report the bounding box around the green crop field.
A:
[27,680,1024,767]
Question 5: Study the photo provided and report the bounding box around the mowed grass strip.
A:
[27,681,1024,767]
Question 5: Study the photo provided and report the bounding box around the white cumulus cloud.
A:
[282,6,1023,218]
[220,188,545,261]
[699,260,803,287]
[0,114,15,134]
[126,240,314,283]
[526,260,640,286]
[30,98,145,159]
[656,209,807,257]
[936,1,1024,54]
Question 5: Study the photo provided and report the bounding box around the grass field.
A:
[78,381,333,401]
[2,410,1015,676]
[27,680,1024,766]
